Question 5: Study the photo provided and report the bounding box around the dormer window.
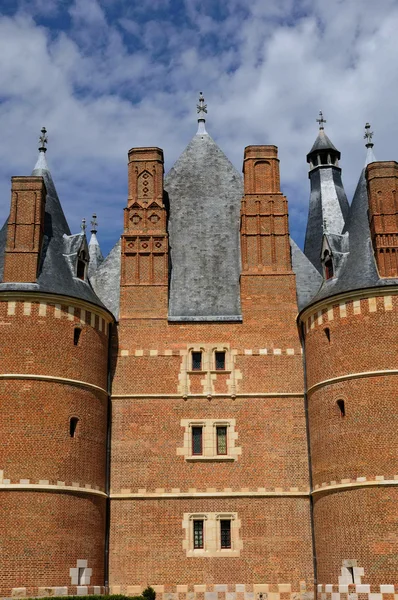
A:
[77,250,87,280]
[323,250,334,280]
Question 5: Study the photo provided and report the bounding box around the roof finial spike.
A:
[316,111,326,130]
[81,218,86,233]
[38,127,48,153]
[323,218,328,233]
[90,213,98,234]
[196,91,208,135]
[364,122,374,148]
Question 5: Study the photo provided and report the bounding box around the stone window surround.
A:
[177,418,241,461]
[182,512,242,557]
[69,559,92,586]
[187,346,232,373]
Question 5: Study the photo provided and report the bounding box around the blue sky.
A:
[1,0,398,255]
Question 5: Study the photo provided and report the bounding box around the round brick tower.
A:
[0,140,113,598]
[300,135,398,593]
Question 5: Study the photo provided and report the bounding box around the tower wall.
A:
[301,291,398,590]
[109,145,314,599]
[0,295,112,598]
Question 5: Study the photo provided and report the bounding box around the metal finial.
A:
[364,122,374,148]
[323,218,327,233]
[90,213,98,234]
[81,218,86,233]
[38,127,48,152]
[316,111,327,130]
[197,92,208,117]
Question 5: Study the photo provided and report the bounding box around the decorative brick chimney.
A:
[366,161,398,277]
[120,147,168,318]
[241,145,292,273]
[3,176,46,283]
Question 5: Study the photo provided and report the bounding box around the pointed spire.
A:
[196,92,208,135]
[364,122,376,166]
[33,126,49,171]
[88,213,104,277]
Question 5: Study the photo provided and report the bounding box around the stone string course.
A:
[303,294,396,335]
[0,470,105,494]
[119,348,303,357]
[4,300,110,335]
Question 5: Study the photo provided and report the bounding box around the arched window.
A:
[336,399,345,418]
[70,417,79,437]
[323,250,334,280]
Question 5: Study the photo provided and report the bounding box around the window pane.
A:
[192,351,202,370]
[192,427,203,455]
[215,351,226,370]
[220,520,231,549]
[216,427,227,455]
[193,520,204,549]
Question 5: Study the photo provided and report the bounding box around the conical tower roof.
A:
[166,94,243,320]
[0,129,107,310]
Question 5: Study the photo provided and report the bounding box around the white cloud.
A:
[1,0,398,253]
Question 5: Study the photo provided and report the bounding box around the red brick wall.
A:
[0,297,110,596]
[302,292,398,586]
[0,492,105,597]
[109,498,313,590]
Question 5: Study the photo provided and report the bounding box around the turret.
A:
[304,112,349,274]
[299,124,398,594]
[0,130,113,598]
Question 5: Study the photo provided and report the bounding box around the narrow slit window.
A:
[336,399,345,417]
[70,417,79,438]
[323,250,334,280]
[192,426,203,455]
[324,327,330,342]
[215,351,226,370]
[216,426,227,455]
[74,328,82,346]
[220,520,231,549]
[77,567,85,585]
[192,351,202,371]
[193,520,204,549]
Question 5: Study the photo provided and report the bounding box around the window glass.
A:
[193,520,204,549]
[192,351,202,371]
[192,426,203,455]
[216,426,227,455]
[220,520,231,549]
[215,351,226,370]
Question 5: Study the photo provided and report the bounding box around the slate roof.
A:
[0,152,107,310]
[290,238,323,311]
[307,129,340,160]
[88,231,104,279]
[304,165,398,307]
[90,238,121,320]
[166,131,243,321]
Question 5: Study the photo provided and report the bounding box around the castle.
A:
[1,96,398,600]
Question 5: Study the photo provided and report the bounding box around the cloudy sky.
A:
[0,0,397,255]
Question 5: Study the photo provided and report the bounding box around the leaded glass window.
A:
[216,426,227,455]
[215,351,226,370]
[192,351,202,371]
[193,520,204,549]
[220,520,231,549]
[192,426,203,455]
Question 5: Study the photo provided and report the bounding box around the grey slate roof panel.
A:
[0,166,107,310]
[90,238,121,320]
[304,166,349,273]
[165,133,243,320]
[290,238,323,311]
[307,130,340,160]
[305,167,398,307]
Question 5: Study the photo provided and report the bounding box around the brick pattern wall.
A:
[0,296,110,597]
[110,145,313,593]
[301,290,398,587]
